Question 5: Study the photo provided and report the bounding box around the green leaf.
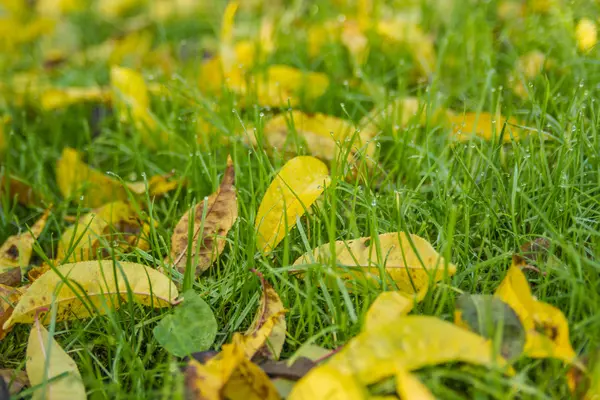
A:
[456,294,525,360]
[153,290,217,357]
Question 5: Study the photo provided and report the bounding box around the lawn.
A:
[1,0,599,399]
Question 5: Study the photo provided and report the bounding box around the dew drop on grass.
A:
[371,198,377,207]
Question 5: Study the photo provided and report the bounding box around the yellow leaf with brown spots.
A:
[0,284,27,340]
[185,341,280,400]
[324,315,508,386]
[56,147,179,207]
[255,156,330,254]
[167,156,237,276]
[3,260,178,329]
[292,232,456,295]
[236,273,286,360]
[26,320,86,400]
[57,201,150,263]
[255,111,375,162]
[448,112,523,142]
[495,258,576,363]
[0,210,50,287]
[364,291,414,332]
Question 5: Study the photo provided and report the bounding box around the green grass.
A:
[1,0,600,398]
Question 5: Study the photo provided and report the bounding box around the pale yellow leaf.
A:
[293,232,456,294]
[255,156,330,254]
[168,157,237,276]
[26,321,86,400]
[4,260,178,329]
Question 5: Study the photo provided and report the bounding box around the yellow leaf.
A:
[257,111,375,161]
[255,156,330,254]
[396,368,436,400]
[0,174,43,207]
[448,112,522,142]
[26,321,86,400]
[325,315,507,385]
[292,232,456,294]
[40,86,111,110]
[494,258,576,363]
[125,171,183,197]
[575,19,598,53]
[0,210,50,286]
[236,273,286,360]
[0,16,55,52]
[4,260,178,329]
[255,65,330,107]
[167,157,237,276]
[36,0,84,16]
[0,284,27,340]
[364,291,414,332]
[185,341,281,400]
[510,51,546,99]
[287,365,367,400]
[97,0,147,19]
[57,201,150,263]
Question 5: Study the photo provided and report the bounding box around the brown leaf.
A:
[258,358,315,381]
[0,284,28,340]
[0,175,43,207]
[520,237,551,264]
[0,369,29,396]
[168,156,238,276]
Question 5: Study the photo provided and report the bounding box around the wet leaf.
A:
[494,257,576,363]
[455,294,526,360]
[236,273,286,360]
[0,369,28,396]
[575,19,597,53]
[57,201,149,262]
[287,364,368,400]
[26,320,86,400]
[293,232,456,295]
[4,260,178,329]
[167,156,237,276]
[324,315,508,386]
[153,290,217,357]
[448,112,522,142]
[0,210,50,286]
[255,156,330,254]
[0,284,27,340]
[185,341,281,400]
[364,291,414,332]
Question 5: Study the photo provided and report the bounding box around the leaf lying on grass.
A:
[4,260,178,329]
[0,175,43,207]
[0,209,50,286]
[26,320,86,400]
[40,86,110,110]
[0,284,28,340]
[363,291,414,332]
[494,256,576,363]
[293,232,456,295]
[0,369,28,397]
[167,156,237,277]
[255,156,330,254]
[153,290,217,358]
[448,112,522,142]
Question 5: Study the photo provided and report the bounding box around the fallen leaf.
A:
[258,358,315,381]
[167,156,237,276]
[364,291,414,332]
[395,368,435,400]
[0,369,28,396]
[126,171,183,197]
[255,156,330,254]
[26,320,86,400]
[236,272,286,360]
[575,19,597,53]
[253,65,330,108]
[27,263,51,282]
[324,315,508,386]
[0,175,43,207]
[455,294,526,360]
[57,201,150,262]
[0,284,27,340]
[494,257,576,363]
[287,364,368,400]
[292,232,456,294]
[153,290,217,357]
[185,341,281,400]
[256,111,375,162]
[510,51,546,99]
[0,209,50,286]
[4,260,178,329]
[448,112,522,142]
[40,86,111,110]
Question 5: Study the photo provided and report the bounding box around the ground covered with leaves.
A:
[1,0,600,399]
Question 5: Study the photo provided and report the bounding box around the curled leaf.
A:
[4,260,178,329]
[26,321,86,400]
[293,232,456,295]
[168,156,237,276]
[0,209,50,286]
[364,291,414,332]
[494,257,576,363]
[255,156,330,254]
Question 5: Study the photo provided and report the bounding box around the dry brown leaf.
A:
[0,284,28,340]
[0,369,29,396]
[0,210,50,286]
[167,156,237,276]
